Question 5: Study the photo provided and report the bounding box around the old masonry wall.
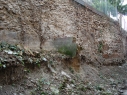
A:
[0,0,126,65]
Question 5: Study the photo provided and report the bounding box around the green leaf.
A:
[0,63,3,67]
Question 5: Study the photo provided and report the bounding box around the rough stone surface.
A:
[0,0,126,65]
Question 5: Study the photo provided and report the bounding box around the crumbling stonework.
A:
[0,0,126,65]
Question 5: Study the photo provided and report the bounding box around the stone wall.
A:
[0,0,126,65]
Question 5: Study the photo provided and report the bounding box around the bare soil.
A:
[0,51,127,95]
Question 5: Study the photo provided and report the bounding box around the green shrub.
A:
[57,43,77,57]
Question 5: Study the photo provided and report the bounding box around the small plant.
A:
[98,41,103,53]
[0,42,21,52]
[34,59,41,68]
[78,84,87,92]
[54,37,77,58]
[69,67,74,74]
[95,84,105,91]
[40,78,50,85]
[57,43,77,58]
[0,42,8,50]
[31,90,36,95]
[59,81,66,90]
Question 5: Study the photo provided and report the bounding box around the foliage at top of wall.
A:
[109,0,127,15]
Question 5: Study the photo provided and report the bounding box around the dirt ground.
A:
[0,54,127,95]
[0,43,127,95]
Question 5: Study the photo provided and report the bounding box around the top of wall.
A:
[74,0,119,26]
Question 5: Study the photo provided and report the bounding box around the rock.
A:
[42,57,47,61]
[123,90,127,95]
[61,71,71,79]
[19,93,24,95]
